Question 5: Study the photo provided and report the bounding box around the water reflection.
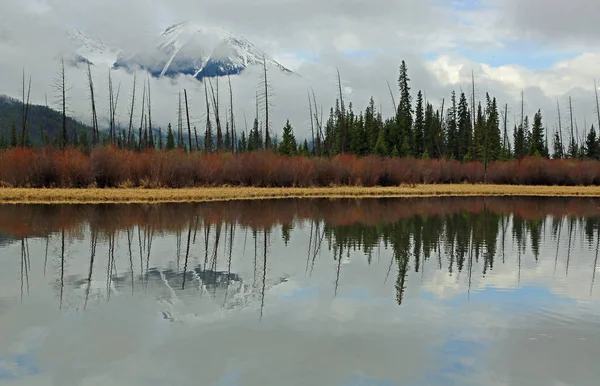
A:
[2,197,600,385]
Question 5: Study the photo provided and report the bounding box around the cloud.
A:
[1,0,599,146]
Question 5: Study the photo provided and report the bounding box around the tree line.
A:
[4,59,600,163]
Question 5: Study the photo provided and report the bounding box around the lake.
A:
[1,197,600,385]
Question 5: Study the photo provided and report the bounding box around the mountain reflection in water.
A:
[1,197,600,385]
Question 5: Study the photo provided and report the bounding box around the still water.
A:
[1,197,600,385]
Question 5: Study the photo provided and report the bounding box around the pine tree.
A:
[457,92,472,161]
[529,109,546,157]
[485,94,502,161]
[224,121,231,151]
[396,60,413,155]
[158,127,163,150]
[9,121,17,148]
[374,128,388,156]
[413,90,425,158]
[586,125,599,160]
[278,120,297,155]
[553,131,564,159]
[239,131,247,152]
[166,124,175,150]
[472,103,485,160]
[446,91,459,159]
[80,130,89,154]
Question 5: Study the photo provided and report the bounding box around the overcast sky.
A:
[1,0,600,141]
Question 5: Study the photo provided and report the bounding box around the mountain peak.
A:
[71,22,293,80]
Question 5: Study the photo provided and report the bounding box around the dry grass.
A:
[1,184,600,204]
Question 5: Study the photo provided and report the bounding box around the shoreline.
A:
[1,185,600,204]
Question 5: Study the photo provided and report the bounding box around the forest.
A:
[1,59,600,188]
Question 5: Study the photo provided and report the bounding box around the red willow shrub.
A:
[2,146,600,187]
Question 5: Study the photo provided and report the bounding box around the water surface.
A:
[1,197,600,385]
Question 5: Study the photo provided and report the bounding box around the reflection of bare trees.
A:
[7,197,600,313]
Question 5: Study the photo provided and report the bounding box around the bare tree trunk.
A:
[209,79,223,151]
[184,89,192,152]
[86,63,99,146]
[557,99,564,157]
[139,81,146,150]
[147,77,152,148]
[60,59,68,149]
[336,67,345,153]
[595,79,600,133]
[108,70,114,144]
[204,82,213,153]
[386,80,397,115]
[127,72,137,149]
[21,73,31,147]
[262,56,270,150]
[308,90,315,155]
[228,75,235,153]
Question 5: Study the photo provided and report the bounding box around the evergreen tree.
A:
[278,120,297,155]
[158,127,163,150]
[80,130,89,154]
[224,121,232,151]
[248,118,263,152]
[395,60,413,155]
[485,94,502,161]
[445,91,459,159]
[205,119,213,153]
[301,139,310,156]
[166,124,175,150]
[457,92,472,161]
[472,103,485,160]
[148,126,155,149]
[553,131,564,159]
[239,131,247,153]
[424,103,437,158]
[9,121,17,148]
[529,109,546,157]
[586,125,599,160]
[374,128,388,156]
[413,91,425,158]
[0,130,5,148]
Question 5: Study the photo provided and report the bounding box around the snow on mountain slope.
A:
[111,21,292,80]
[67,28,119,67]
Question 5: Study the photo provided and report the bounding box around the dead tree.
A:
[336,67,346,153]
[204,82,213,153]
[595,79,600,134]
[147,78,153,148]
[127,72,137,149]
[307,90,315,155]
[52,58,70,149]
[208,78,223,151]
[228,75,236,153]
[184,89,193,151]
[260,55,272,150]
[138,80,146,149]
[86,63,99,146]
[21,69,31,147]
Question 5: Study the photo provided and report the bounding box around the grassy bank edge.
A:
[1,184,600,204]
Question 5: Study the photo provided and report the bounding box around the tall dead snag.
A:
[86,63,99,146]
[138,80,146,149]
[595,79,600,134]
[177,91,183,147]
[108,70,114,144]
[209,78,223,151]
[127,72,137,149]
[204,82,213,153]
[52,57,69,149]
[336,67,346,153]
[386,80,397,115]
[147,78,153,148]
[308,90,315,155]
[557,99,564,158]
[21,69,31,147]
[184,89,192,151]
[228,75,236,153]
[260,55,271,150]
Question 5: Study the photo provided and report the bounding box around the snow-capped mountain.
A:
[70,21,292,80]
[67,28,120,67]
